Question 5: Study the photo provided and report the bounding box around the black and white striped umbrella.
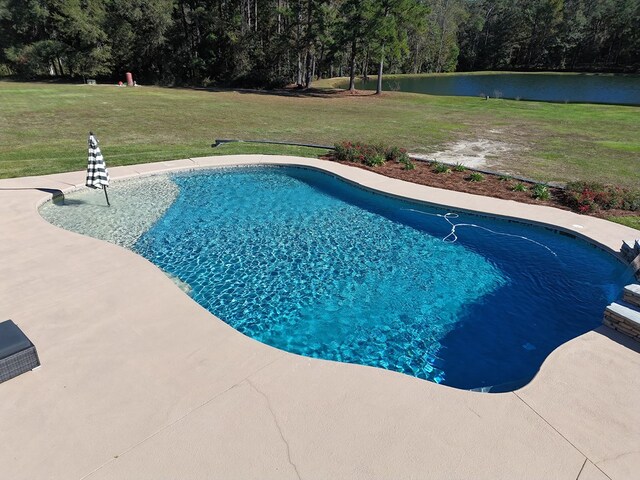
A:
[86,132,110,205]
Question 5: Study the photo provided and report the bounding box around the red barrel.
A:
[126,72,133,86]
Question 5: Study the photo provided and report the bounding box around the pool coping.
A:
[1,155,639,480]
[39,155,640,258]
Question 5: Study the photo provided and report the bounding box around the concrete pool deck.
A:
[0,155,639,480]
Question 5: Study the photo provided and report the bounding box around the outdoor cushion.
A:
[0,320,40,383]
[0,320,32,359]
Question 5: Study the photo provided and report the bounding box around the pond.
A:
[358,73,640,105]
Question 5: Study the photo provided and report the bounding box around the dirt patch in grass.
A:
[410,138,518,170]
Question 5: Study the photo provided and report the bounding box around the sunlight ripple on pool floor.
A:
[136,169,506,384]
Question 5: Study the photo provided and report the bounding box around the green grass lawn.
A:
[1,79,638,228]
[607,216,640,230]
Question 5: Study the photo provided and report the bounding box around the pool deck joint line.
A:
[511,391,611,480]
[1,155,638,480]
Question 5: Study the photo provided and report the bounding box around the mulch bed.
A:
[322,156,635,220]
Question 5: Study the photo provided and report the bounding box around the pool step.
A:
[621,240,640,280]
[623,284,640,308]
[603,293,640,342]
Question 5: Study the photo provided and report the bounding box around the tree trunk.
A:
[435,0,451,73]
[376,45,384,94]
[296,0,303,86]
[179,1,195,80]
[348,38,357,91]
[363,49,369,81]
[297,53,303,86]
[304,52,312,88]
[277,0,281,34]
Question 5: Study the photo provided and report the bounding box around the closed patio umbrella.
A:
[86,131,110,206]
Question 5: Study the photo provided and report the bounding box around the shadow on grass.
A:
[183,85,379,99]
[0,76,87,85]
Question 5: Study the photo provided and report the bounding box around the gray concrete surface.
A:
[1,155,638,479]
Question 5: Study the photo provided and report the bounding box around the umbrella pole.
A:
[103,186,111,207]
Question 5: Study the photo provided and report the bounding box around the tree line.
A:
[1,0,638,90]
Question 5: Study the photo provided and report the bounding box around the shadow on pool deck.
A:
[593,325,640,353]
[0,187,64,198]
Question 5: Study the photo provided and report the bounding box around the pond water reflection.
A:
[358,73,640,105]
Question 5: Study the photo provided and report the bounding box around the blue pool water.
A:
[134,167,632,391]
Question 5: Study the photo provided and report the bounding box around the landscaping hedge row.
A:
[564,181,640,213]
[334,141,414,170]
[332,141,640,215]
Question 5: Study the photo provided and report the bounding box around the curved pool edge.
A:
[35,154,640,259]
[2,155,639,479]
[197,155,638,258]
[29,156,640,390]
[33,155,640,390]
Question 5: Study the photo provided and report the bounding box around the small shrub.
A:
[621,190,640,211]
[563,181,635,212]
[498,175,512,181]
[452,163,467,172]
[568,195,598,213]
[401,157,415,170]
[364,152,386,167]
[512,182,528,192]
[566,181,591,192]
[565,183,603,213]
[532,184,551,201]
[467,172,484,182]
[333,141,387,167]
[385,145,410,163]
[334,141,354,161]
[433,162,451,174]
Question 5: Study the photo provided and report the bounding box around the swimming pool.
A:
[41,166,633,391]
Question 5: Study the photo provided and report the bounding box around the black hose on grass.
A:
[212,139,334,150]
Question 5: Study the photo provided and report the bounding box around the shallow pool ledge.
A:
[0,155,639,480]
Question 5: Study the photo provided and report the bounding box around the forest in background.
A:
[1,0,638,89]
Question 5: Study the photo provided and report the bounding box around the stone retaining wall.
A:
[621,240,640,280]
[604,303,640,342]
